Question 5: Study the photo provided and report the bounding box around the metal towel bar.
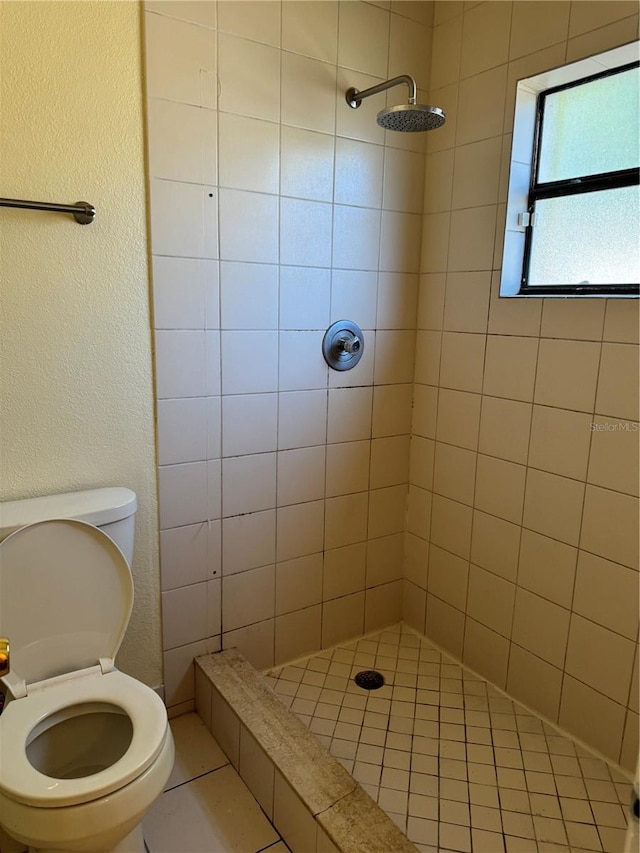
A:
[0,197,96,224]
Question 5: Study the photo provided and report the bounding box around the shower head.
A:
[376,103,445,132]
[346,74,446,133]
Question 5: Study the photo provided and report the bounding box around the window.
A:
[501,43,640,298]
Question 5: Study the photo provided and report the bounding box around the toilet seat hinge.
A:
[99,656,115,674]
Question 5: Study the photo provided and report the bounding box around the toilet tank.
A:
[0,488,138,565]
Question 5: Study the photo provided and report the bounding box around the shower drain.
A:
[354,670,385,690]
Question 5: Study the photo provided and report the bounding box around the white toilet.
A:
[0,488,174,853]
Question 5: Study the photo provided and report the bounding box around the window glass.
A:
[537,65,639,183]
[527,185,640,287]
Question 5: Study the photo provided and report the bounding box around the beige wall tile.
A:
[337,1,390,77]
[517,530,577,609]
[467,564,515,638]
[456,65,507,146]
[323,542,367,601]
[478,396,532,464]
[377,274,419,330]
[158,462,208,529]
[566,14,639,62]
[219,113,279,195]
[409,436,435,491]
[334,136,384,209]
[282,1,339,63]
[448,206,497,272]
[278,390,328,451]
[440,332,486,392]
[488,273,542,337]
[568,0,639,37]
[326,440,370,497]
[219,190,278,264]
[374,329,417,385]
[596,343,640,422]
[426,594,465,659]
[370,435,411,488]
[565,615,636,705]
[573,551,639,641]
[463,618,510,688]
[418,273,446,330]
[371,484,409,537]
[483,335,538,402]
[414,330,442,386]
[406,484,432,541]
[629,647,639,714]
[327,387,373,444]
[145,12,217,107]
[148,99,217,185]
[222,393,278,457]
[365,579,403,632]
[430,494,473,558]
[510,1,570,59]
[431,15,463,89]
[325,492,369,549]
[433,442,477,505]
[588,417,640,497]
[528,406,593,481]
[403,580,427,634]
[404,533,429,589]
[281,127,335,204]
[535,339,601,413]
[222,453,276,517]
[223,619,275,669]
[218,0,280,46]
[523,469,585,547]
[436,389,482,449]
[281,52,337,135]
[223,565,275,632]
[559,675,626,764]
[372,383,413,437]
[421,212,451,273]
[275,605,322,665]
[507,645,563,722]
[540,298,605,341]
[239,726,275,820]
[471,511,520,582]
[223,510,276,576]
[443,271,492,333]
[276,500,325,562]
[275,553,323,616]
[511,588,570,668]
[428,544,470,610]
[475,454,526,524]
[603,299,640,344]
[162,582,209,650]
[366,533,404,587]
[451,138,502,210]
[322,591,365,647]
[383,147,426,215]
[423,150,455,214]
[218,34,279,121]
[461,1,511,77]
[580,485,640,570]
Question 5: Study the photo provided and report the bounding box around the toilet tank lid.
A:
[0,488,137,538]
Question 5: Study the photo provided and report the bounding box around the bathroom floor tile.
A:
[144,763,280,853]
[165,712,229,790]
[265,623,633,853]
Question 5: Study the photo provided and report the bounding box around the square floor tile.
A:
[144,765,279,853]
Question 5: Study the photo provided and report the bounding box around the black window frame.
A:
[520,60,640,297]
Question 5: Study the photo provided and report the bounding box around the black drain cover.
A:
[354,670,385,690]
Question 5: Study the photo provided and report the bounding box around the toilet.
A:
[0,488,174,853]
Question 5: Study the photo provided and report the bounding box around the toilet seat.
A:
[0,669,168,808]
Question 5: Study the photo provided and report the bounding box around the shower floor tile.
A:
[264,624,632,853]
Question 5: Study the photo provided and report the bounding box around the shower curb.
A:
[195,649,418,853]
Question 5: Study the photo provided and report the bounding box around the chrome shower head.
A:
[346,74,446,133]
[376,103,445,132]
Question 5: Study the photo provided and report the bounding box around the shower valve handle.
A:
[339,333,361,355]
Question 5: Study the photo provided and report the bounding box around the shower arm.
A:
[346,74,417,110]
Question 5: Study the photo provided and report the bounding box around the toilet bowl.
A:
[0,494,174,853]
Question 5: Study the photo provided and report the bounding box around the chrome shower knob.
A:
[322,320,365,371]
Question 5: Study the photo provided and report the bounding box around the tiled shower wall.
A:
[144,0,435,712]
[404,0,639,771]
